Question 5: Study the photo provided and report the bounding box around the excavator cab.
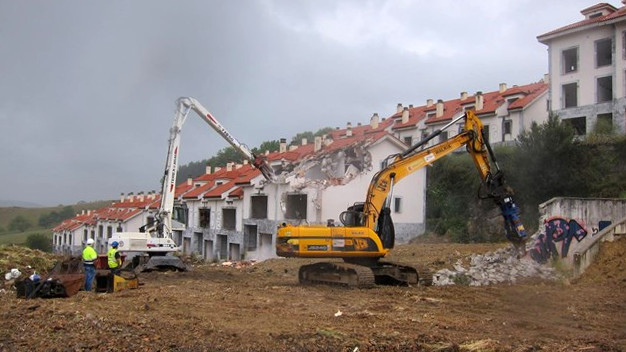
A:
[339,203,365,227]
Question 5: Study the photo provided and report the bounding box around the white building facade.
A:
[538,2,626,136]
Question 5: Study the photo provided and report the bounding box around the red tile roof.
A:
[183,180,216,199]
[203,180,238,199]
[266,144,315,162]
[384,81,547,127]
[537,4,626,41]
[508,83,548,110]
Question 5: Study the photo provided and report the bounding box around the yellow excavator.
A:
[276,110,527,287]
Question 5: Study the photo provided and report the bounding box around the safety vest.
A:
[107,248,119,269]
[82,245,97,265]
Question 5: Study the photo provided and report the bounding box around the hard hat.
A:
[111,241,119,248]
[86,238,94,245]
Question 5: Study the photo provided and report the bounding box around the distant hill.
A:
[0,200,115,245]
[0,200,44,208]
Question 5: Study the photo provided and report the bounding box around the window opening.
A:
[563,83,578,108]
[562,47,578,73]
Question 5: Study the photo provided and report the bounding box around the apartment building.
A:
[389,80,549,148]
[537,2,626,136]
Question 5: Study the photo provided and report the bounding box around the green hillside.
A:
[0,200,113,246]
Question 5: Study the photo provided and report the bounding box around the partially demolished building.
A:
[53,80,548,259]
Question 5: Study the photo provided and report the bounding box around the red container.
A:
[95,254,127,269]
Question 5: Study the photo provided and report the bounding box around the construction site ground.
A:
[1,238,625,352]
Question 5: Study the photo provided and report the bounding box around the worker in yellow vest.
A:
[82,238,97,292]
[107,241,122,275]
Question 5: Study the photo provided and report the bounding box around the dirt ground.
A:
[1,239,625,352]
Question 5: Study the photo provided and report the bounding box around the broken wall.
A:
[530,197,626,264]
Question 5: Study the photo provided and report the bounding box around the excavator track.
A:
[298,262,376,288]
[298,260,432,288]
[371,261,433,286]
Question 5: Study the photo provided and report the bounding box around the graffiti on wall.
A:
[530,217,588,264]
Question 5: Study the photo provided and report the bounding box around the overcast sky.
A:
[0,0,611,206]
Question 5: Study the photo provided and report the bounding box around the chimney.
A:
[128,192,134,202]
[314,136,322,152]
[205,164,212,174]
[81,210,85,215]
[301,138,308,146]
[187,176,193,186]
[226,162,233,172]
[264,150,269,155]
[475,91,484,111]
[409,104,414,108]
[138,192,144,202]
[120,193,125,202]
[323,135,333,147]
[460,91,468,100]
[426,99,434,107]
[279,138,287,153]
[370,113,379,129]
[243,159,249,165]
[401,107,409,124]
[436,99,444,117]
[235,163,242,169]
[346,122,352,137]
[396,103,403,113]
[543,73,549,83]
[499,83,507,93]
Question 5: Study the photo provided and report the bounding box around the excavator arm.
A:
[177,97,275,182]
[361,110,526,246]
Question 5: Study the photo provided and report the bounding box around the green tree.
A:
[290,132,314,146]
[426,154,482,242]
[252,140,280,155]
[9,215,32,232]
[58,206,75,220]
[208,146,244,167]
[314,127,333,136]
[25,233,52,252]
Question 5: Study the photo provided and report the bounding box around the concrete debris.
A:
[4,268,21,281]
[217,260,258,269]
[432,246,558,286]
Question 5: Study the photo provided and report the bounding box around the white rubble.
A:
[4,268,21,281]
[432,246,558,286]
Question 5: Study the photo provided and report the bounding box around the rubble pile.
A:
[215,260,259,269]
[0,245,59,276]
[432,246,558,286]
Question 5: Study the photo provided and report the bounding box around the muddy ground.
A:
[0,239,625,352]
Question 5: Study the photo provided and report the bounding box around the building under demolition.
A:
[53,79,549,259]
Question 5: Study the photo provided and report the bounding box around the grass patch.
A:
[316,329,345,339]
[0,229,51,245]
